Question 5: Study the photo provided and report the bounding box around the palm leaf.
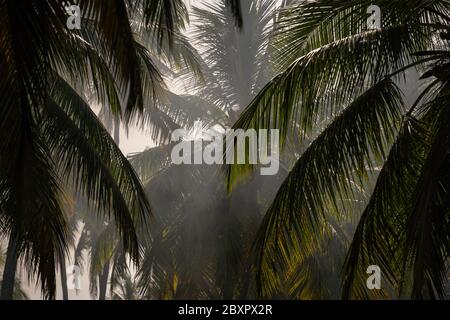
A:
[253,79,404,297]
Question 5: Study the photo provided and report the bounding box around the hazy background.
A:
[22,0,221,300]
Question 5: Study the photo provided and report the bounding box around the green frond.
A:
[342,85,450,299]
[138,0,188,47]
[2,131,68,300]
[404,100,450,299]
[82,0,169,120]
[231,24,428,151]
[129,145,174,184]
[272,0,447,69]
[253,78,404,297]
[40,78,152,263]
[131,16,204,81]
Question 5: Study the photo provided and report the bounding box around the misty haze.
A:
[0,0,449,303]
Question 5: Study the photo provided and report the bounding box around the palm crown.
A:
[0,0,238,299]
[227,0,450,299]
[1,0,449,301]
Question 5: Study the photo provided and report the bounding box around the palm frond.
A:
[253,79,404,297]
[233,24,427,148]
[226,0,243,28]
[342,82,450,299]
[138,0,188,47]
[41,76,152,263]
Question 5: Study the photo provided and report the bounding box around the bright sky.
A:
[117,0,213,156]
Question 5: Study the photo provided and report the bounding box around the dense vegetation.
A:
[0,0,449,300]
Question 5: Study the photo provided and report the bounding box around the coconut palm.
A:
[0,279,28,300]
[227,0,450,299]
[180,0,275,122]
[131,0,284,299]
[111,272,139,300]
[0,244,28,300]
[0,0,196,299]
[51,1,242,301]
[72,200,122,300]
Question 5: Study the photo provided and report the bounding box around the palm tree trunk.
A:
[98,261,110,300]
[60,258,69,300]
[96,118,117,301]
[1,230,19,300]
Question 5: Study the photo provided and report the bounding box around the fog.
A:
[3,0,446,301]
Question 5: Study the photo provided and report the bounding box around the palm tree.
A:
[111,272,139,300]
[0,0,194,299]
[0,244,28,300]
[0,279,29,300]
[59,204,79,300]
[227,0,450,299]
[17,1,243,299]
[181,0,275,122]
[72,201,121,300]
[78,8,208,299]
[131,0,281,299]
